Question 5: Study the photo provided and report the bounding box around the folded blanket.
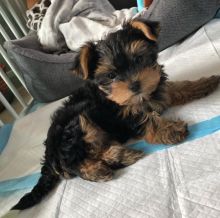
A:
[28,0,138,51]
[27,0,219,52]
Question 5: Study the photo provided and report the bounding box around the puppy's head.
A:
[74,19,166,106]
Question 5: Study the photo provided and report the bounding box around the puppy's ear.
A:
[129,19,160,41]
[73,42,98,79]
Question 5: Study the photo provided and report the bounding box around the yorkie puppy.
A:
[12,19,220,210]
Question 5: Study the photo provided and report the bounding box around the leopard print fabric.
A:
[26,0,51,31]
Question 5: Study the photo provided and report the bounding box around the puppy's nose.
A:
[129,81,141,93]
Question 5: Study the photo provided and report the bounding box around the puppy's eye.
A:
[107,72,117,79]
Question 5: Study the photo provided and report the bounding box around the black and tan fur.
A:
[12,19,220,210]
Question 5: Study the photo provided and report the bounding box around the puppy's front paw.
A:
[145,120,188,145]
[162,120,188,145]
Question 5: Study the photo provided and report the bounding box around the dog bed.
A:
[4,0,219,102]
[1,18,220,217]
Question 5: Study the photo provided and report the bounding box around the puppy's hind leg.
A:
[78,159,113,182]
[101,144,144,170]
[78,145,144,182]
[166,75,220,106]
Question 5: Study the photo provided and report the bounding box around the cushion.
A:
[4,33,83,102]
[141,0,220,50]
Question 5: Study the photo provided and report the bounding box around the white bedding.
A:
[1,19,220,218]
[37,0,137,51]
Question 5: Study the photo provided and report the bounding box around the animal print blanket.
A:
[26,0,138,51]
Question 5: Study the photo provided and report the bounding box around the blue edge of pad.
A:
[0,124,13,154]
[136,0,144,12]
[0,115,220,195]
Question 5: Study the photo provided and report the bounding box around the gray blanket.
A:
[140,0,220,50]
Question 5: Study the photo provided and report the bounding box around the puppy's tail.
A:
[11,165,60,210]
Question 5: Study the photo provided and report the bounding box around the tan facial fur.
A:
[134,66,161,97]
[118,66,161,117]
[107,81,134,105]
[103,65,161,108]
